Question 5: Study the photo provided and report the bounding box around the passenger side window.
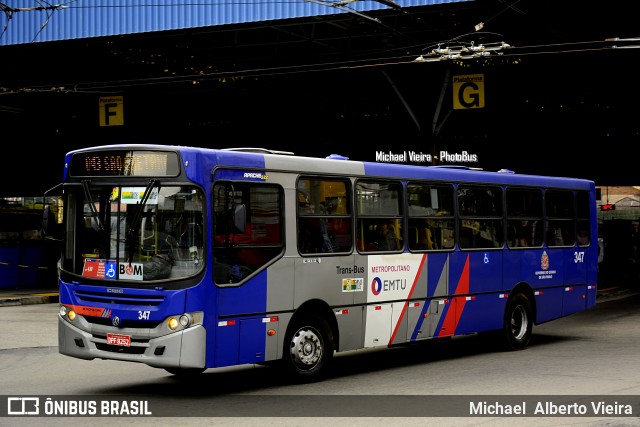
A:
[407,182,455,251]
[545,190,575,247]
[576,191,591,247]
[506,188,543,248]
[356,180,403,252]
[457,185,504,249]
[297,177,352,255]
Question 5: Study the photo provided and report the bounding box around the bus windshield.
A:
[60,183,205,282]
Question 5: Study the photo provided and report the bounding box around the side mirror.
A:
[41,204,63,242]
[41,205,56,239]
[42,183,63,241]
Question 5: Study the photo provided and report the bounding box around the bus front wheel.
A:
[284,317,333,382]
[503,293,533,350]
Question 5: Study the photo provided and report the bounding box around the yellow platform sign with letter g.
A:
[453,74,485,110]
[99,96,124,126]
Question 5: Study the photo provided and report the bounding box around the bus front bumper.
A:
[58,315,206,370]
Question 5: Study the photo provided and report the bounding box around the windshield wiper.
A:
[126,179,159,262]
[82,180,104,232]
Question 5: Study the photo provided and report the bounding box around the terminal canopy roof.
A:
[1,1,639,196]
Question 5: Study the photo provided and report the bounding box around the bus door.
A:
[541,246,587,317]
[563,220,596,310]
[562,247,588,316]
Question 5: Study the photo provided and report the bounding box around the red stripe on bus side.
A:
[439,254,470,336]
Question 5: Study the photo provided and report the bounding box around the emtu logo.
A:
[371,277,382,296]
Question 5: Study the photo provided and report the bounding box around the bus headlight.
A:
[179,314,191,327]
[167,312,203,331]
[167,317,179,330]
[59,305,76,321]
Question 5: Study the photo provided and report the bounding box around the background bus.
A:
[54,145,598,381]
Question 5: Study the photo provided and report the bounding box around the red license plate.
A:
[106,333,131,347]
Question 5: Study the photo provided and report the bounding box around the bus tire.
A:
[503,293,533,350]
[284,316,333,382]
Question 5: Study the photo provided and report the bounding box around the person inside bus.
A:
[377,221,399,251]
[511,221,529,247]
[318,202,334,253]
[576,227,590,246]
[418,219,438,250]
[549,225,566,246]
[477,222,499,248]
[298,191,315,214]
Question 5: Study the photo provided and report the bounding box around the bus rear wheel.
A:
[503,293,533,350]
[284,317,333,382]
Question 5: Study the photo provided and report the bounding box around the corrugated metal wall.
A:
[0,0,466,46]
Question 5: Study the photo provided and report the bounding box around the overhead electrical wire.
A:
[1,34,637,95]
[1,0,638,93]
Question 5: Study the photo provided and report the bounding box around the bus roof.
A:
[66,144,594,191]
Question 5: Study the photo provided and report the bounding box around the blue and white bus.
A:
[54,145,598,381]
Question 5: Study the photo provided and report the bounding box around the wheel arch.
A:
[509,281,537,323]
[288,298,338,351]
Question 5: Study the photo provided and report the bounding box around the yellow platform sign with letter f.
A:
[99,96,124,126]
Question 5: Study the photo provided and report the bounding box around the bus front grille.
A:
[73,289,165,306]
[85,316,162,329]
